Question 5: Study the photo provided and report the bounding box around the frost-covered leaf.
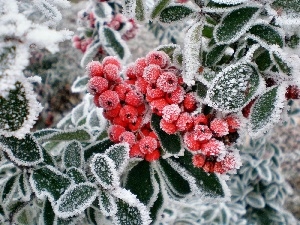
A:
[249,85,285,138]
[155,44,179,61]
[93,2,112,18]
[71,76,89,93]
[91,154,119,189]
[150,0,171,19]
[159,5,195,24]
[205,44,227,66]
[101,27,130,61]
[272,52,292,76]
[45,129,91,141]
[66,167,86,184]
[113,188,151,225]
[265,184,278,201]
[33,129,60,140]
[272,0,300,13]
[135,0,145,21]
[254,49,272,71]
[41,146,56,167]
[149,173,163,221]
[245,192,265,208]
[43,199,55,225]
[71,103,86,126]
[2,174,18,204]
[249,24,283,47]
[151,114,182,155]
[81,41,101,67]
[0,134,43,166]
[105,143,130,173]
[62,141,83,169]
[18,172,31,201]
[30,166,71,201]
[86,208,97,225]
[207,63,264,112]
[183,21,203,86]
[256,161,272,182]
[16,207,34,225]
[84,138,114,160]
[210,0,248,4]
[54,183,98,219]
[214,5,260,44]
[122,0,136,18]
[98,189,117,216]
[125,161,155,205]
[33,0,62,24]
[197,82,208,99]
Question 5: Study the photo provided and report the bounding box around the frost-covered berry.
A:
[193,113,208,125]
[214,162,226,174]
[146,51,170,68]
[150,98,168,116]
[114,83,130,101]
[113,116,128,127]
[146,83,165,99]
[210,118,229,137]
[139,136,158,154]
[176,112,193,132]
[160,119,177,134]
[98,90,120,110]
[226,115,240,133]
[192,154,206,168]
[193,125,212,142]
[103,103,121,119]
[108,125,126,143]
[135,78,148,94]
[87,76,108,95]
[184,132,201,151]
[145,149,161,162]
[130,143,144,158]
[119,105,138,123]
[135,57,147,77]
[203,161,215,173]
[222,153,239,172]
[183,92,197,112]
[201,139,225,157]
[102,56,121,70]
[128,116,143,131]
[125,90,144,106]
[286,85,300,99]
[156,72,178,93]
[162,104,181,123]
[86,61,103,77]
[125,63,137,79]
[104,64,121,82]
[166,86,185,104]
[119,131,136,146]
[143,64,162,83]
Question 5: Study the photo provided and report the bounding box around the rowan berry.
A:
[156,72,178,93]
[143,64,162,83]
[214,162,226,174]
[135,77,148,94]
[176,112,193,132]
[286,85,300,99]
[113,83,130,101]
[112,116,128,128]
[145,149,161,162]
[125,63,136,79]
[184,132,201,151]
[119,105,138,123]
[193,113,208,125]
[98,90,120,110]
[136,104,146,115]
[146,51,169,68]
[210,118,229,137]
[125,90,144,106]
[162,104,181,123]
[193,125,212,142]
[222,153,238,171]
[86,61,103,77]
[87,76,108,95]
[108,125,126,143]
[203,161,215,173]
[226,115,240,133]
[183,92,197,112]
[139,136,158,154]
[129,143,144,158]
[165,86,185,104]
[146,83,165,99]
[128,116,143,131]
[119,131,136,146]
[150,98,168,116]
[160,119,177,134]
[103,103,121,119]
[135,57,147,77]
[192,154,206,168]
[102,56,121,70]
[201,139,225,157]
[103,64,121,82]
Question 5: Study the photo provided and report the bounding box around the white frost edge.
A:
[71,75,88,93]
[105,143,130,173]
[98,189,117,217]
[121,0,136,18]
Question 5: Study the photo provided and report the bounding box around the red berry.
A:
[103,64,121,82]
[210,118,229,137]
[86,61,103,77]
[128,116,143,131]
[143,64,162,83]
[146,83,165,99]
[119,105,138,123]
[135,77,148,94]
[98,90,120,110]
[156,72,178,93]
[286,85,300,99]
[113,116,128,128]
[160,119,177,134]
[222,153,238,171]
[88,76,108,95]
[242,98,256,118]
[203,161,215,173]
[134,57,147,77]
[108,125,126,143]
[145,51,170,68]
[129,143,144,158]
[166,86,185,104]
[114,83,130,101]
[184,132,201,151]
[176,112,193,132]
[102,56,121,70]
[193,113,208,125]
[150,98,168,116]
[162,104,181,123]
[119,131,136,146]
[125,63,136,79]
[145,149,160,162]
[225,115,240,133]
[103,103,121,119]
[201,139,225,157]
[125,90,144,106]
[193,125,212,142]
[192,154,206,168]
[214,162,226,174]
[139,136,158,154]
[183,92,197,112]
[137,104,146,115]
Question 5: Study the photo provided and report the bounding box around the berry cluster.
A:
[87,51,241,173]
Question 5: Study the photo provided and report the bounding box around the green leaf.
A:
[18,172,31,201]
[272,0,300,13]
[62,141,83,169]
[207,63,263,112]
[249,24,283,47]
[272,52,292,75]
[71,76,89,93]
[91,154,119,189]
[214,6,260,44]
[159,5,195,24]
[2,174,18,203]
[245,192,265,208]
[84,138,114,161]
[54,183,98,218]
[124,161,154,205]
[173,151,225,197]
[254,49,272,71]
[156,44,179,61]
[86,208,97,225]
[249,86,285,138]
[33,129,59,139]
[0,134,43,166]
[46,129,91,142]
[43,199,55,225]
[106,143,130,172]
[98,189,116,216]
[196,82,208,99]
[80,41,101,67]
[158,159,191,197]
[135,0,145,21]
[149,173,163,221]
[66,167,86,184]
[40,147,56,167]
[150,0,171,19]
[31,166,71,201]
[151,114,182,155]
[205,44,227,66]
[202,25,214,38]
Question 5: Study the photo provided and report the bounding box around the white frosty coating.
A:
[62,140,84,170]
[105,143,130,173]
[87,107,106,130]
[56,113,73,129]
[71,102,87,126]
[147,165,160,208]
[112,187,152,225]
[183,20,203,86]
[121,0,136,18]
[203,2,245,13]
[33,0,62,25]
[98,190,117,216]
[80,42,102,68]
[19,171,31,202]
[1,174,19,204]
[53,182,98,219]
[71,75,88,93]
[90,153,120,189]
[210,0,249,5]
[248,84,287,138]
[47,0,71,8]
